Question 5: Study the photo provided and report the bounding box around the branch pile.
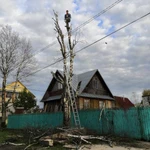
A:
[52,127,113,149]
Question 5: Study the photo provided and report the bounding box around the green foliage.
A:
[142,89,150,96]
[14,88,36,110]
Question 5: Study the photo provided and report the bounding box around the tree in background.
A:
[142,89,150,96]
[0,25,36,127]
[14,88,36,110]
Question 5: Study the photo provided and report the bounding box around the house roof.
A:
[41,69,114,102]
[78,69,97,94]
[114,96,134,109]
[0,80,35,98]
[80,93,114,100]
[58,69,113,95]
[45,95,61,102]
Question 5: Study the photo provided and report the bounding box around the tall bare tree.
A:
[53,11,77,127]
[0,25,35,127]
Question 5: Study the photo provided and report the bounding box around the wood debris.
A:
[39,138,53,146]
[52,127,113,149]
[1,127,113,149]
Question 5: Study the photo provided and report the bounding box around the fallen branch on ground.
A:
[8,142,25,146]
[0,142,25,146]
[24,142,38,150]
[67,134,113,147]
[33,128,51,140]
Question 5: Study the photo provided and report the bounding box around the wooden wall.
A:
[44,98,115,113]
[78,97,115,110]
[44,100,62,112]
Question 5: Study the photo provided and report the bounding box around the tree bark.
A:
[1,74,7,127]
[53,11,78,127]
[0,25,36,128]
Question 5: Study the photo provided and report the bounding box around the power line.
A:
[72,0,123,33]
[28,88,45,92]
[29,0,123,58]
[24,12,150,78]
[23,0,123,77]
[75,12,150,54]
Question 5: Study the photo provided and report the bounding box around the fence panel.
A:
[139,107,150,141]
[7,112,63,129]
[7,108,150,141]
[79,109,102,134]
[101,109,114,135]
[113,108,142,139]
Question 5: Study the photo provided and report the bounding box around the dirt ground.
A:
[68,140,150,150]
[0,141,150,150]
[89,144,149,150]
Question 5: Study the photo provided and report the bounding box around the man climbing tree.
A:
[64,10,71,29]
[53,11,80,127]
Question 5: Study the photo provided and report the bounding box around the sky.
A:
[0,0,150,107]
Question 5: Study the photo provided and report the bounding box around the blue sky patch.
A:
[98,20,103,27]
[73,0,80,12]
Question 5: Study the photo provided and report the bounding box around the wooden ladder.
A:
[68,85,81,128]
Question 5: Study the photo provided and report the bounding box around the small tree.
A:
[142,89,150,96]
[14,88,36,110]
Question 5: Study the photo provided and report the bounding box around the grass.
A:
[0,129,23,143]
[0,129,66,150]
[0,130,11,143]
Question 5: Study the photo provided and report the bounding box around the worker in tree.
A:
[64,10,71,28]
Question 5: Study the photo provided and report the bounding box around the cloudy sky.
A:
[0,0,149,107]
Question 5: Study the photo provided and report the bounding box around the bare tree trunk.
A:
[53,11,78,127]
[62,32,71,127]
[0,25,36,128]
[53,11,72,127]
[63,72,70,126]
[1,74,7,127]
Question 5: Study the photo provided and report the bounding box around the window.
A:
[99,101,104,109]
[93,77,98,89]
[58,82,62,89]
[79,99,84,109]
[84,99,90,109]
[6,92,12,98]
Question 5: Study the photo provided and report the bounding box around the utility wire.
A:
[30,0,123,58]
[72,0,123,33]
[75,12,150,54]
[22,0,123,77]
[28,88,45,92]
[24,12,150,78]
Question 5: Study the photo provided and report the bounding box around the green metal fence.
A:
[7,107,150,141]
[7,112,63,129]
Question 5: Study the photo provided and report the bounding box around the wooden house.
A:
[41,69,115,112]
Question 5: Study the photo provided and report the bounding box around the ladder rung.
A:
[68,85,81,128]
